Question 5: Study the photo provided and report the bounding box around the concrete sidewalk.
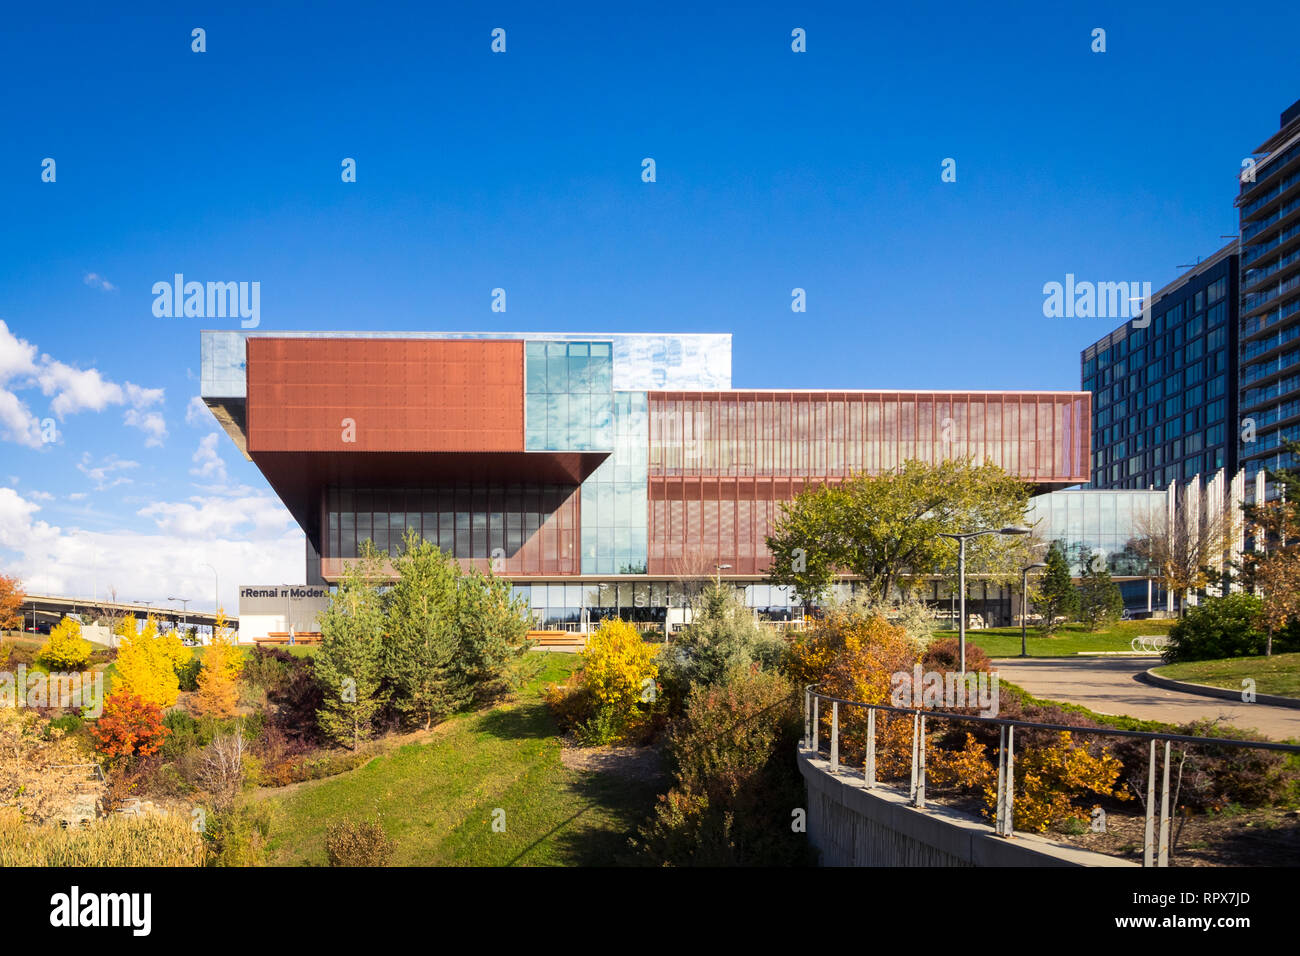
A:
[991,656,1300,742]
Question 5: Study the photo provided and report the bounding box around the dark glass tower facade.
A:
[1082,245,1239,490]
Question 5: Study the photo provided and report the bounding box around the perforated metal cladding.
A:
[246,337,525,452]
[646,390,1091,575]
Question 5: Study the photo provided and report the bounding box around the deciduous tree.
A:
[38,616,92,670]
[196,609,243,718]
[766,458,1031,603]
[0,573,24,631]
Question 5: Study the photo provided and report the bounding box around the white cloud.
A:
[124,409,168,447]
[27,490,53,502]
[189,433,227,482]
[0,319,166,447]
[83,273,117,292]
[77,452,139,490]
[139,491,292,539]
[185,395,212,427]
[67,492,87,501]
[0,487,301,612]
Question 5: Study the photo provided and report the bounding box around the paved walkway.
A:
[991,656,1300,742]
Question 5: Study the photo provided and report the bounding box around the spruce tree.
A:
[1033,541,1078,635]
[382,529,464,729]
[316,546,386,749]
[1078,554,1124,631]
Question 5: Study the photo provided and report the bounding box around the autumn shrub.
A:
[635,667,812,866]
[786,605,920,768]
[38,617,92,671]
[203,804,271,867]
[984,731,1129,832]
[1109,719,1300,812]
[921,637,993,675]
[578,617,659,744]
[326,818,395,866]
[91,691,168,768]
[541,670,595,736]
[0,708,85,823]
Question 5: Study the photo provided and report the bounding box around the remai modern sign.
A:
[238,585,330,619]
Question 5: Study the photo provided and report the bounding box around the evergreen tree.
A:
[1033,541,1078,635]
[316,547,386,749]
[1078,554,1124,631]
[382,529,464,729]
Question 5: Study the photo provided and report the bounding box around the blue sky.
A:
[0,1,1295,611]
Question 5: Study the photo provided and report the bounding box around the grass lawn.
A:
[258,652,665,866]
[1153,652,1300,699]
[950,619,1176,658]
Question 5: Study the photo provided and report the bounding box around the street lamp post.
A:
[939,526,1031,674]
[1020,562,1047,657]
[713,563,731,588]
[168,596,191,634]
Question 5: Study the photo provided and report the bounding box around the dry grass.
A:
[0,810,206,866]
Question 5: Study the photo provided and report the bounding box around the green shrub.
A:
[175,655,202,692]
[634,668,813,866]
[203,804,271,866]
[657,582,784,709]
[1164,594,1282,662]
[326,818,394,866]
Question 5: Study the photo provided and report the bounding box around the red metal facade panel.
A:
[647,391,1090,483]
[246,338,525,453]
[645,390,1091,576]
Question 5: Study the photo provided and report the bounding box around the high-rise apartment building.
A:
[1237,97,1300,486]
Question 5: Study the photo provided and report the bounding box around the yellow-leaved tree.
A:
[195,609,243,718]
[38,616,92,671]
[114,615,190,709]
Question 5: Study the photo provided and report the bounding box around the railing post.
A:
[804,686,811,749]
[916,715,927,809]
[1144,739,1156,867]
[1004,724,1014,837]
[864,707,876,789]
[830,701,839,774]
[995,724,1007,836]
[811,695,819,756]
[909,711,920,803]
[1158,740,1172,867]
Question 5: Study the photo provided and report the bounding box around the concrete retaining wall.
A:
[799,747,1136,867]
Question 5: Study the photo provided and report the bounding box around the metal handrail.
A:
[803,688,1300,867]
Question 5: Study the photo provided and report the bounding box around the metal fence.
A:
[803,686,1300,867]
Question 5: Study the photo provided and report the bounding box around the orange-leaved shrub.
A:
[91,691,169,767]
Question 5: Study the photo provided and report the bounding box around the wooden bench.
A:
[256,632,323,646]
[529,630,585,649]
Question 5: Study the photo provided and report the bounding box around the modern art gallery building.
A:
[200,331,1091,629]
